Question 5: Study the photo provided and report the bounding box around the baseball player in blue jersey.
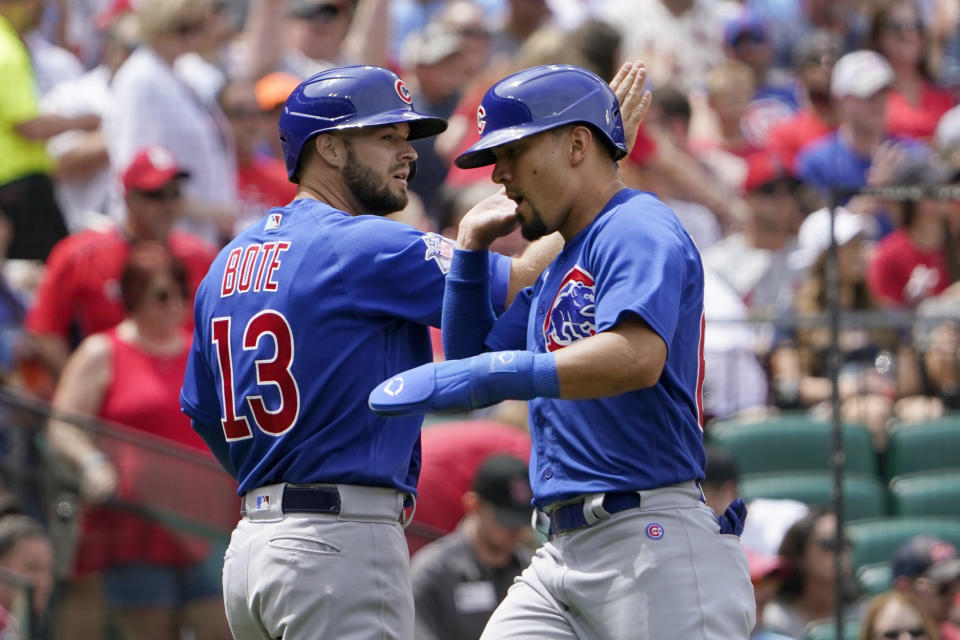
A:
[370,65,756,639]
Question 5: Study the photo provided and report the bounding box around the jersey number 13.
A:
[211,311,301,440]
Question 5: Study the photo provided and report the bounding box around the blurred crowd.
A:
[1,0,960,637]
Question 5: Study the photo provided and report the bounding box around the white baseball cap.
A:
[830,50,895,99]
[792,206,873,270]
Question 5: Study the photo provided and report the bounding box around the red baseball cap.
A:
[747,550,787,583]
[121,146,190,193]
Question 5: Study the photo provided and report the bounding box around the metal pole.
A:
[826,189,845,640]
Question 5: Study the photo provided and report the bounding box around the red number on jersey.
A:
[211,311,301,439]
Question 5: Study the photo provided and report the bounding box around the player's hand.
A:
[609,60,652,157]
[456,188,519,251]
[716,497,747,536]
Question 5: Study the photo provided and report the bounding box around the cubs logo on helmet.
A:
[395,79,413,104]
[477,105,487,134]
[544,266,596,352]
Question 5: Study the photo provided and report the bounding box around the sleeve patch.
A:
[421,233,455,274]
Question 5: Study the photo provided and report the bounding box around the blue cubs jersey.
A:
[486,189,706,505]
[180,198,511,496]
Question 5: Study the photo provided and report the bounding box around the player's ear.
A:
[568,125,592,166]
[314,133,347,169]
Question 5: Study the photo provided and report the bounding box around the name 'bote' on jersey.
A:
[220,241,292,297]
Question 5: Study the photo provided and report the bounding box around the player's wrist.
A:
[448,249,489,282]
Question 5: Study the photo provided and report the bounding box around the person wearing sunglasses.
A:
[23,146,217,386]
[892,536,960,640]
[866,0,955,142]
[106,0,238,247]
[46,242,233,640]
[858,591,942,640]
[763,508,863,638]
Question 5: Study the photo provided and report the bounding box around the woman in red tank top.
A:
[47,243,231,640]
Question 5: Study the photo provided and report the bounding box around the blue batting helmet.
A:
[454,65,627,170]
[278,65,448,179]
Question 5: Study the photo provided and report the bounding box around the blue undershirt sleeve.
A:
[442,249,496,359]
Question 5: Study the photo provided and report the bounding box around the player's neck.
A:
[558,172,626,241]
[295,181,363,216]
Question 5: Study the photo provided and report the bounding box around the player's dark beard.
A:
[341,144,408,216]
[519,208,549,241]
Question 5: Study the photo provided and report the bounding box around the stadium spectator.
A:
[703,174,805,319]
[410,455,534,640]
[867,0,956,142]
[748,552,793,640]
[771,205,939,448]
[0,515,53,640]
[866,151,958,309]
[243,0,389,80]
[46,243,230,640]
[23,146,216,383]
[892,536,960,640]
[401,22,471,227]
[39,9,138,232]
[794,50,922,209]
[723,12,798,144]
[253,71,301,162]
[764,30,843,175]
[764,509,861,639]
[218,79,296,232]
[105,0,237,246]
[406,421,530,556]
[857,590,943,640]
[0,0,98,261]
[694,60,783,195]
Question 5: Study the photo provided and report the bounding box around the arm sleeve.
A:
[485,287,533,352]
[442,249,495,359]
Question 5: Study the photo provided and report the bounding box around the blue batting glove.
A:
[369,350,559,416]
[716,497,747,536]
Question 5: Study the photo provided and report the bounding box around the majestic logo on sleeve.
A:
[544,265,596,352]
[395,79,413,104]
[422,232,455,274]
[477,105,486,134]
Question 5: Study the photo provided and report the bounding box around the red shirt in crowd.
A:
[764,108,833,176]
[74,328,212,574]
[237,155,297,213]
[407,421,530,556]
[885,82,955,141]
[867,229,950,308]
[25,226,216,341]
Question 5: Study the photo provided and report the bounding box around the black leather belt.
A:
[548,492,642,535]
[240,485,341,516]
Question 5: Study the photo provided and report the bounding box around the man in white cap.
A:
[794,49,924,210]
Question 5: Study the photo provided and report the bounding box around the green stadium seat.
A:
[889,471,960,518]
[886,418,960,478]
[740,472,888,521]
[708,418,877,475]
[844,516,960,576]
[804,618,860,640]
[855,562,893,596]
